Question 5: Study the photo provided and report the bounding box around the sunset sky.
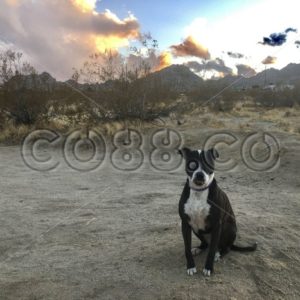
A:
[0,0,299,79]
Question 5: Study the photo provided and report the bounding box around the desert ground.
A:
[0,109,300,300]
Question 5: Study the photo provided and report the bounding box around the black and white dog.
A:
[178,147,257,276]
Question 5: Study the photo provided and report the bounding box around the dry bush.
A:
[0,123,34,144]
[0,85,49,125]
[283,110,297,118]
[198,115,225,128]
[95,121,125,137]
[248,89,295,107]
[238,122,252,131]
[0,50,45,125]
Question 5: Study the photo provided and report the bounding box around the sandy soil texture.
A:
[0,120,300,299]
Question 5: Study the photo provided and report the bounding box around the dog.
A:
[178,147,257,276]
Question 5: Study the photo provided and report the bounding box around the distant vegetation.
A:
[187,82,300,112]
[1,47,300,143]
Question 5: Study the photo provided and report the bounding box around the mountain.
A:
[5,72,58,91]
[57,64,204,93]
[3,63,300,93]
[144,64,203,92]
[278,63,300,83]
[217,63,300,88]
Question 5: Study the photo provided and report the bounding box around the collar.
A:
[190,185,210,192]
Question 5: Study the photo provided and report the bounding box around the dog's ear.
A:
[178,147,191,159]
[208,147,219,160]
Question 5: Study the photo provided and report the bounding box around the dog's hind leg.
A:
[219,226,236,257]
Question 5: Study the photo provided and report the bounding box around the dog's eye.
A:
[187,161,198,171]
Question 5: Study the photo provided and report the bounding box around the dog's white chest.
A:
[184,189,210,232]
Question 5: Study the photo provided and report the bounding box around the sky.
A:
[0,0,299,80]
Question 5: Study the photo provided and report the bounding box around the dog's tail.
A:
[230,242,258,252]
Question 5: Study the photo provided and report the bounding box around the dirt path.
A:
[0,124,300,299]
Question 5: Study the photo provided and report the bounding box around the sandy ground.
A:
[0,117,300,300]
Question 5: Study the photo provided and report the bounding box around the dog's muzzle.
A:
[193,171,205,185]
[189,171,214,191]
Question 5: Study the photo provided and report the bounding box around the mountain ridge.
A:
[3,63,300,92]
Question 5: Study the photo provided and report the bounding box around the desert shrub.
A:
[0,50,46,125]
[0,80,49,125]
[208,89,240,112]
[187,81,222,104]
[0,123,34,144]
[247,88,296,107]
[92,77,177,121]
[292,82,300,105]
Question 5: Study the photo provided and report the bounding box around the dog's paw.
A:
[203,268,212,277]
[214,251,221,262]
[187,267,197,276]
[191,247,202,256]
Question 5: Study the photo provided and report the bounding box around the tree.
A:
[0,49,35,84]
[73,32,160,84]
[0,49,46,125]
[70,33,168,121]
[77,50,124,84]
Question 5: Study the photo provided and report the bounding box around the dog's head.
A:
[179,147,219,191]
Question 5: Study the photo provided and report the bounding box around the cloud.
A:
[155,52,172,71]
[227,51,244,59]
[260,33,287,46]
[236,64,256,77]
[259,27,297,46]
[262,56,277,65]
[185,58,232,76]
[71,0,97,13]
[126,51,172,74]
[170,36,210,60]
[185,61,204,72]
[285,27,297,33]
[4,0,21,6]
[0,0,140,79]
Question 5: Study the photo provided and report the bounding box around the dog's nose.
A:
[195,171,205,181]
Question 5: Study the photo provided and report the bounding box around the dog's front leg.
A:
[181,221,196,275]
[203,225,221,276]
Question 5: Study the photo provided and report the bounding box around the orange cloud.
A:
[262,56,277,65]
[155,51,172,71]
[170,36,210,59]
[89,10,140,53]
[71,0,97,13]
[5,0,20,6]
[0,0,140,79]
[95,35,130,53]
